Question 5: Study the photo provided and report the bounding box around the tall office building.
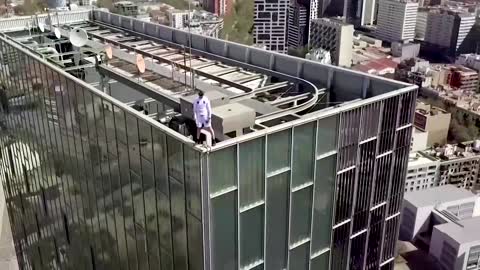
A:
[375,0,418,42]
[424,9,476,57]
[309,18,354,67]
[0,10,417,270]
[317,0,376,26]
[253,0,289,53]
[360,0,377,26]
[346,0,378,26]
[415,8,429,40]
[287,1,308,49]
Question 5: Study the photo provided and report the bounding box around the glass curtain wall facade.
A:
[207,90,416,270]
[0,33,417,270]
[0,36,204,270]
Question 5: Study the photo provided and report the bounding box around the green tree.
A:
[221,0,254,44]
[96,0,113,10]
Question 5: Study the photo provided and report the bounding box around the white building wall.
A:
[361,0,377,26]
[405,157,439,193]
[456,15,476,50]
[411,128,428,152]
[474,196,480,217]
[413,206,435,239]
[375,0,418,42]
[430,230,480,270]
[429,227,446,260]
[309,18,353,67]
[337,25,354,67]
[459,241,480,270]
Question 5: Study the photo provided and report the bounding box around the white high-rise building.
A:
[360,0,377,26]
[375,0,418,42]
[309,18,354,67]
[424,9,475,56]
[253,0,289,53]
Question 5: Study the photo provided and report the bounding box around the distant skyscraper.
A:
[424,9,476,56]
[309,18,354,67]
[359,0,377,26]
[253,0,289,53]
[375,0,418,42]
[287,1,308,49]
[415,8,429,40]
[318,0,345,18]
[317,0,376,26]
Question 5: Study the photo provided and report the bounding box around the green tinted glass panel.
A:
[288,242,310,270]
[184,147,202,219]
[317,116,338,156]
[239,138,265,209]
[292,123,315,188]
[311,155,336,253]
[290,187,313,245]
[209,146,237,195]
[167,136,184,182]
[240,206,264,268]
[311,251,330,270]
[211,192,237,270]
[265,172,289,270]
[267,129,291,174]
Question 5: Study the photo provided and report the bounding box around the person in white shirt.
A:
[193,90,215,144]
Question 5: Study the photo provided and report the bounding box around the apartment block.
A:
[447,66,479,92]
[309,18,354,67]
[375,0,418,42]
[424,142,480,190]
[414,102,451,147]
[405,152,440,193]
[167,10,192,29]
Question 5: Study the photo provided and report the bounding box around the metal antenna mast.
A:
[188,1,194,91]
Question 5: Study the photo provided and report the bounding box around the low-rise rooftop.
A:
[415,102,448,116]
[404,185,477,208]
[421,141,480,161]
[408,152,438,167]
[434,216,480,244]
